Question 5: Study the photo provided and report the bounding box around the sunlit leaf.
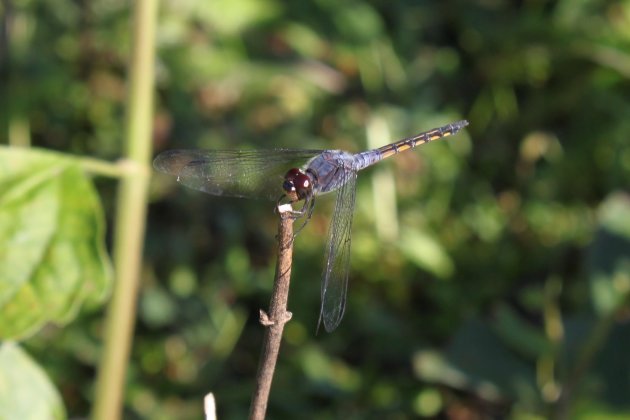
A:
[193,0,280,36]
[0,147,112,340]
[589,192,630,316]
[0,342,65,420]
[398,228,454,279]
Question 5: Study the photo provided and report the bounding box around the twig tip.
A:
[277,203,294,214]
[204,393,216,420]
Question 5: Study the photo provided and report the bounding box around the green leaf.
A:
[414,319,538,405]
[0,147,112,340]
[398,228,454,279]
[493,303,552,359]
[187,0,281,36]
[0,342,65,420]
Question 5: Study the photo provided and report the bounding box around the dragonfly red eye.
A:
[293,173,311,196]
[283,168,311,201]
[284,168,302,182]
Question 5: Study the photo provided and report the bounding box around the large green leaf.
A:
[0,342,65,419]
[0,147,112,340]
[413,319,539,407]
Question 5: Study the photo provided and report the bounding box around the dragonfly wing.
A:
[154,149,322,200]
[318,168,358,332]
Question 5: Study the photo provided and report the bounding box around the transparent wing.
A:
[318,168,358,332]
[154,149,323,200]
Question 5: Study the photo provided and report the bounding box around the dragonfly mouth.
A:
[283,182,300,202]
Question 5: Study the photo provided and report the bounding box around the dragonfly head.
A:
[283,168,312,202]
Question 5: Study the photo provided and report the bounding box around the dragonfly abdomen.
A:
[375,120,469,161]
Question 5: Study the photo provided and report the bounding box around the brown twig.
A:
[248,207,296,420]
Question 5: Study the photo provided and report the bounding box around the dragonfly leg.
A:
[274,194,315,247]
[275,193,313,221]
[293,196,315,236]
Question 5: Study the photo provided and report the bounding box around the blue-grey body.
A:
[305,149,383,195]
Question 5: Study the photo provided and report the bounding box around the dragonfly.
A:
[154,119,468,332]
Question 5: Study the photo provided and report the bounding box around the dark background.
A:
[3,0,630,418]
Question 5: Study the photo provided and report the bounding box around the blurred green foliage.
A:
[2,0,630,418]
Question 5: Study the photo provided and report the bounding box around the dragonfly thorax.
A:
[283,168,314,202]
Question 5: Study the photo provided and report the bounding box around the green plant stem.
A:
[91,0,157,418]
[554,291,630,419]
